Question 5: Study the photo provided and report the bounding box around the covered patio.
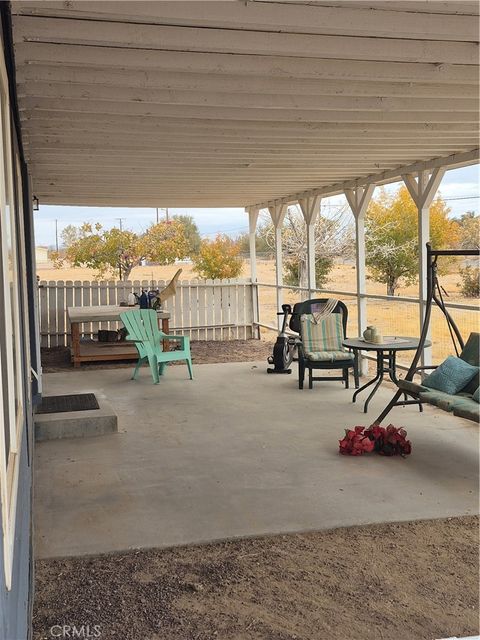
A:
[11,0,480,369]
[36,362,478,560]
[12,0,478,570]
[1,1,479,637]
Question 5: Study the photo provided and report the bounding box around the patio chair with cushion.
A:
[292,298,359,390]
[120,309,193,384]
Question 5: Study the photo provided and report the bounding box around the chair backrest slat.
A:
[120,309,162,349]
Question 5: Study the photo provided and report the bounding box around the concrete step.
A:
[35,394,117,441]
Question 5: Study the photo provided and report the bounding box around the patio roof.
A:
[10,0,480,208]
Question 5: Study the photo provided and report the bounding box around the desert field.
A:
[36,258,473,298]
[37,259,479,365]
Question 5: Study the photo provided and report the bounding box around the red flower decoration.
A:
[339,425,411,457]
[339,426,375,456]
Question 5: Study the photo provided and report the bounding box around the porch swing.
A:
[375,243,480,425]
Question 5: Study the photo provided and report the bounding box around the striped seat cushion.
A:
[300,313,347,361]
[307,350,354,362]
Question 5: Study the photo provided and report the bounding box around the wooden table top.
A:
[67,305,170,323]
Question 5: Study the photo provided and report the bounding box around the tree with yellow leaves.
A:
[141,220,190,268]
[365,186,459,296]
[192,234,243,280]
[55,220,190,280]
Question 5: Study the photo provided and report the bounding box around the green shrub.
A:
[283,256,333,289]
[459,266,480,298]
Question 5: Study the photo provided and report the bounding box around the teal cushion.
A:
[419,390,457,412]
[453,400,480,423]
[460,332,479,367]
[423,356,478,395]
[473,387,480,403]
[460,333,480,394]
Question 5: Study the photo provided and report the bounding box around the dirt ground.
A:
[33,516,479,640]
[40,340,273,373]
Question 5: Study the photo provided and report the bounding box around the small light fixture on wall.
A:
[32,195,39,211]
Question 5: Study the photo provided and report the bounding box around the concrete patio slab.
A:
[35,361,479,559]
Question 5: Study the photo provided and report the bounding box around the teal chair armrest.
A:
[159,334,189,348]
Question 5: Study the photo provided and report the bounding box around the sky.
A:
[34,164,479,248]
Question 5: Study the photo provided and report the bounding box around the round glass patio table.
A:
[342,336,431,413]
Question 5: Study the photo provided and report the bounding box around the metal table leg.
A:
[388,350,397,382]
[352,350,386,413]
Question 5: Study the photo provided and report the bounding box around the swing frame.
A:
[374,242,480,425]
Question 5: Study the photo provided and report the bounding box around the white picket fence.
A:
[38,279,255,347]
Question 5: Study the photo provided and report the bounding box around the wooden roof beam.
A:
[17,82,480,113]
[11,0,479,41]
[17,98,479,123]
[15,66,480,99]
[20,114,479,134]
[14,44,478,85]
[13,17,478,65]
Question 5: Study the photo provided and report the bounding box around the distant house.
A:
[35,246,50,267]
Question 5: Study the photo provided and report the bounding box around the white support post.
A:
[298,196,321,299]
[345,184,375,375]
[247,207,259,284]
[247,207,260,338]
[268,202,287,329]
[402,167,445,367]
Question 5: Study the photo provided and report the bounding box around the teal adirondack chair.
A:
[120,309,193,384]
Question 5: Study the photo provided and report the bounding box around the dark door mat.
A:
[36,393,99,414]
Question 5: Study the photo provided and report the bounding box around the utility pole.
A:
[156,208,169,223]
[55,219,59,252]
[115,218,126,280]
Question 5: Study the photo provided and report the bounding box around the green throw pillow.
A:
[424,356,478,396]
[473,387,480,403]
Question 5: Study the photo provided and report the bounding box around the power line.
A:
[115,218,127,280]
[442,195,479,202]
[201,225,249,237]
